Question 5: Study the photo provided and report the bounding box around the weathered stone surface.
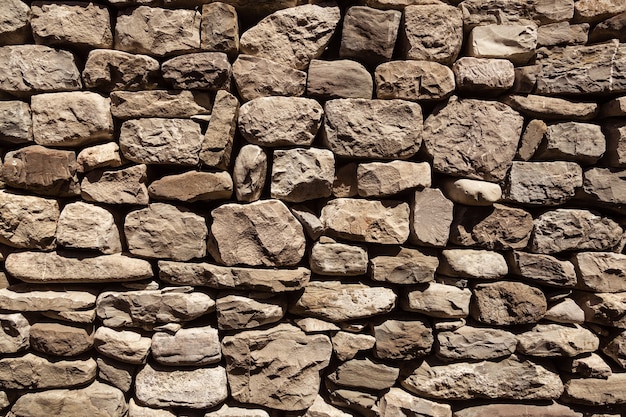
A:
[209,200,305,266]
[302,395,352,417]
[602,96,626,118]
[339,6,401,67]
[76,142,123,173]
[159,261,310,292]
[240,4,341,70]
[0,353,96,389]
[151,326,221,365]
[535,122,605,164]
[605,120,626,167]
[328,387,378,417]
[590,11,626,42]
[94,327,151,364]
[3,145,80,197]
[0,313,29,354]
[31,1,112,49]
[439,249,508,279]
[509,251,578,287]
[0,101,32,144]
[453,57,514,93]
[376,60,455,102]
[574,0,626,23]
[149,171,232,203]
[410,188,454,247]
[217,292,285,330]
[538,22,589,46]
[512,64,540,94]
[29,322,93,357]
[42,309,96,325]
[310,239,367,276]
[232,144,267,202]
[125,203,207,261]
[83,49,160,92]
[224,324,332,411]
[423,98,524,182]
[136,363,228,409]
[517,323,599,357]
[454,403,582,417]
[374,318,433,360]
[111,90,210,120]
[575,292,626,329]
[97,357,135,393]
[517,119,546,161]
[603,331,626,368]
[573,252,626,292]
[332,162,358,198]
[403,282,472,318]
[308,59,373,100]
[291,281,396,322]
[120,118,202,166]
[7,381,127,417]
[460,0,574,28]
[436,326,517,361]
[379,388,451,417]
[563,373,626,405]
[545,298,586,324]
[581,168,626,206]
[0,284,96,312]
[294,317,339,333]
[442,178,502,206]
[115,6,201,56]
[402,4,463,64]
[530,209,623,254]
[505,161,582,206]
[205,404,271,417]
[321,198,410,244]
[327,358,399,391]
[471,281,547,325]
[56,202,121,254]
[402,356,563,401]
[199,90,239,170]
[162,52,231,91]
[0,0,30,45]
[332,332,376,362]
[201,2,239,55]
[357,161,430,197]
[503,94,598,121]
[0,191,58,250]
[271,148,334,202]
[291,205,323,240]
[370,246,438,284]
[323,98,423,160]
[560,352,612,378]
[81,164,149,205]
[233,55,306,101]
[129,399,177,417]
[0,45,82,95]
[468,24,537,65]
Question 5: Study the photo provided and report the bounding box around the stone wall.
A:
[1,0,626,416]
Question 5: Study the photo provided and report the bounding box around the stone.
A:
[339,6,401,67]
[82,49,160,92]
[560,353,612,378]
[321,198,410,244]
[217,292,285,330]
[453,57,514,93]
[42,309,96,325]
[423,98,524,182]
[151,326,221,365]
[505,161,582,206]
[162,52,231,91]
[291,205,324,240]
[203,0,298,24]
[605,120,626,167]
[530,209,623,254]
[55,202,121,254]
[232,144,267,202]
[581,168,626,206]
[563,373,626,405]
[574,0,626,23]
[96,288,214,329]
[357,161,430,197]
[590,11,626,42]
[271,148,334,202]
[328,388,378,417]
[233,55,306,101]
[602,96,626,118]
[603,331,626,368]
[159,261,310,292]
[402,356,563,401]
[459,0,574,28]
[503,95,599,121]
[471,281,547,326]
[7,382,127,417]
[401,4,463,64]
[120,118,203,166]
[511,64,540,94]
[76,142,123,173]
[310,239,367,276]
[375,60,455,102]
[545,298,586,324]
[201,3,239,55]
[370,246,438,284]
[0,101,32,144]
[575,292,626,329]
[205,404,271,417]
[0,313,29,354]
[94,327,151,364]
[0,45,82,95]
[0,284,96,312]
[379,388,452,417]
[222,324,332,410]
[239,4,341,70]
[534,122,605,164]
[373,318,433,360]
[0,0,30,45]
[509,251,578,287]
[302,395,352,417]
[436,326,517,361]
[238,97,323,147]
[332,162,358,198]
[3,145,80,197]
[97,357,135,392]
[325,99,424,160]
[516,323,599,357]
[538,22,589,46]
[136,363,228,409]
[468,24,538,65]
[29,322,93,357]
[81,164,149,205]
[110,90,211,120]
[200,90,239,170]
[31,1,112,49]
[0,191,58,250]
[454,403,582,417]
[439,249,508,279]
[403,282,472,318]
[308,59,373,100]
[442,178,502,206]
[148,171,232,203]
[332,332,376,361]
[290,281,396,322]
[573,252,626,292]
[0,353,96,389]
[125,203,207,261]
[517,119,546,160]
[410,188,454,247]
[208,200,305,266]
[294,317,340,333]
[115,6,201,56]
[327,358,399,391]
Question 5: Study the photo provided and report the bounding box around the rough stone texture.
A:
[454,403,582,417]
[373,319,433,360]
[410,188,454,247]
[148,171,232,203]
[56,202,121,254]
[370,246,438,284]
[308,59,373,100]
[517,119,547,161]
[323,98,423,160]
[403,282,472,318]
[233,55,305,101]
[471,281,547,326]
[151,326,221,365]
[94,327,151,365]
[232,144,267,202]
[310,239,367,276]
[545,298,586,324]
[239,4,341,70]
[505,161,583,206]
[162,52,231,91]
[468,24,538,65]
[442,178,502,206]
[581,168,626,206]
[574,0,626,23]
[222,324,332,410]
[590,11,626,43]
[563,373,626,405]
[0,101,32,144]
[0,313,29,354]
[0,284,96,312]
[271,148,334,202]
[302,395,352,417]
[423,98,524,182]
[82,50,160,92]
[509,251,578,287]
[560,352,612,378]
[439,249,508,280]
[332,332,376,362]
[29,322,93,357]
[0,0,31,45]
[575,291,626,329]
[604,120,626,167]
[436,326,517,361]
[503,95,598,121]
[327,358,399,391]
[603,331,626,368]
[376,60,455,102]
[97,357,134,393]
[76,142,123,174]
[459,0,575,28]
[516,324,599,357]
[81,164,149,205]
[200,90,239,170]
[217,292,285,330]
[0,191,58,250]
[291,205,324,241]
[573,252,626,292]
[357,161,430,197]
[453,57,514,93]
[110,90,210,120]
[0,353,96,389]
[201,2,239,56]
[535,122,605,165]
[379,388,452,417]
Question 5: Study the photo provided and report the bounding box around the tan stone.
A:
[332,332,376,361]
[439,249,507,279]
[151,326,221,365]
[442,178,502,206]
[563,374,626,405]
[436,326,517,361]
[410,188,453,247]
[332,162,358,198]
[589,11,626,43]
[217,292,286,330]
[0,101,32,144]
[327,358,399,391]
[97,357,135,393]
[380,388,452,417]
[538,22,589,47]
[233,55,306,101]
[205,404,271,417]
[0,0,31,45]
[29,322,93,357]
[454,403,581,417]
[403,282,471,318]
[453,57,514,93]
[291,205,324,240]
[200,90,240,170]
[271,148,334,202]
[82,49,160,92]
[201,2,239,56]
[573,252,626,292]
[574,0,626,23]
[0,353,96,389]
[357,161,430,197]
[370,246,438,284]
[148,171,232,203]
[575,292,626,329]
[81,164,149,205]
[509,251,577,287]
[506,161,582,206]
[535,122,605,164]
[0,284,96,312]
[110,90,211,119]
[308,59,373,100]
[0,313,29,354]
[94,327,151,364]
[581,167,626,206]
[603,331,626,368]
[468,24,538,65]
[373,318,433,360]
[545,298,585,324]
[0,191,58,250]
[605,119,626,167]
[76,142,123,173]
[471,281,547,326]
[232,144,267,202]
[460,0,574,28]
[503,94,598,121]
[517,119,546,161]
[56,202,121,254]
[310,239,368,276]
[162,52,231,91]
[376,60,455,101]
[517,324,599,357]
[302,395,352,417]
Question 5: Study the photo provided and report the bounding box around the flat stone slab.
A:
[0,353,96,390]
[0,284,97,312]
[563,373,626,405]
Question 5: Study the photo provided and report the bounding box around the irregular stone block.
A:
[239,4,341,70]
[327,358,399,391]
[125,203,207,261]
[468,23,538,65]
[436,326,517,361]
[310,239,367,276]
[0,101,32,144]
[373,319,433,360]
[81,164,149,205]
[603,331,626,368]
[545,298,585,324]
[517,323,599,357]
[517,119,546,160]
[308,59,373,100]
[582,168,626,206]
[200,90,239,169]
[471,281,547,326]
[271,148,334,202]
[0,353,96,389]
[505,161,582,206]
[232,144,267,202]
[590,11,626,42]
[291,205,323,240]
[83,49,160,92]
[328,387,378,417]
[439,249,508,279]
[370,246,438,284]
[535,122,605,164]
[403,282,472,319]
[233,55,306,101]
[538,22,589,46]
[575,292,626,329]
[0,190,59,250]
[0,313,29,354]
[0,0,30,45]
[563,374,626,405]
[97,357,135,393]
[442,178,502,206]
[332,332,375,362]
[324,98,423,160]
[423,97,523,182]
[148,171,232,203]
[509,251,577,287]
[560,352,612,378]
[303,395,352,417]
[376,60,455,101]
[110,90,211,119]
[151,326,221,365]
[162,52,231,91]
[42,309,96,325]
[29,322,93,357]
[460,0,574,28]
[410,188,453,247]
[76,142,123,173]
[574,0,626,23]
[357,161,430,197]
[605,120,626,167]
[573,252,626,292]
[453,57,514,93]
[56,202,121,254]
[0,284,96,312]
[379,388,451,417]
[201,2,239,55]
[94,327,150,364]
[217,292,286,330]
[503,94,599,121]
[454,403,582,417]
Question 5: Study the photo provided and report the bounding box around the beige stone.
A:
[503,94,598,121]
[442,178,502,206]
[151,326,221,365]
[81,164,149,205]
[468,24,538,65]
[603,331,626,368]
[605,119,626,167]
[509,251,577,287]
[439,249,508,279]
[0,284,96,312]
[373,318,433,360]
[291,205,324,240]
[453,57,514,93]
[82,49,160,92]
[0,101,32,144]
[56,202,121,254]
[271,148,334,202]
[559,352,612,378]
[110,90,211,119]
[201,2,239,56]
[302,395,352,417]
[403,282,471,318]
[200,90,240,170]
[575,292,626,329]
[0,313,29,354]
[573,252,626,292]
[379,388,452,417]
[535,122,605,164]
[545,298,585,324]
[205,404,271,417]
[327,358,399,391]
[0,191,58,250]
[589,11,626,43]
[0,353,96,389]
[376,60,455,101]
[517,119,546,161]
[506,161,582,206]
[517,324,599,357]
[332,162,358,198]
[410,188,453,247]
[148,171,232,203]
[310,239,368,276]
[563,373,626,405]
[97,357,135,393]
[454,403,581,417]
[0,0,31,45]
[217,292,286,330]
[436,326,517,361]
[357,161,430,197]
[29,322,93,357]
[538,22,589,46]
[370,246,438,284]
[232,144,267,202]
[332,332,376,361]
[233,55,306,101]
[94,327,151,364]
[582,167,626,206]
[76,142,123,173]
[471,281,547,326]
[460,0,574,28]
[308,59,373,100]
[162,52,231,91]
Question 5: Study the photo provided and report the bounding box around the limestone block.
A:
[468,23,538,65]
[81,164,149,205]
[357,161,430,197]
[442,178,502,206]
[148,171,232,203]
[535,122,605,164]
[162,52,231,91]
[379,388,452,417]
[471,281,547,325]
[582,168,626,206]
[271,148,334,202]
[453,57,514,93]
[310,239,368,276]
[56,202,121,254]
[110,90,211,119]
[574,0,626,23]
[82,49,160,92]
[0,190,58,250]
[327,358,399,391]
[308,59,373,100]
[503,94,598,121]
[370,246,438,284]
[0,313,29,354]
[439,249,508,279]
[509,251,577,287]
[217,292,286,330]
[97,357,135,393]
[151,326,221,365]
[94,327,151,364]
[575,292,626,329]
[0,353,96,389]
[563,374,626,405]
[544,298,585,324]
[0,101,32,144]
[516,324,599,357]
[436,326,517,361]
[232,144,267,202]
[403,282,472,318]
[332,332,375,361]
[200,90,239,169]
[573,252,626,292]
[410,188,453,247]
[505,161,582,206]
[201,2,239,55]
[538,22,589,46]
[0,0,31,45]
[76,142,123,173]
[29,322,93,357]
[233,55,306,101]
[373,318,433,360]
[376,60,455,101]
[0,284,97,312]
